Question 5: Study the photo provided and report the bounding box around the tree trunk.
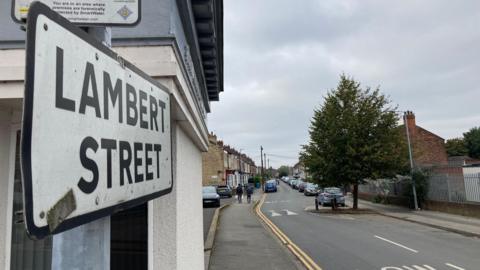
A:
[353,183,358,209]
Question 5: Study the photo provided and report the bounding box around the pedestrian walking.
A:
[246,185,254,203]
[236,184,243,203]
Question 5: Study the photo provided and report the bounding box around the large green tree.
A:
[445,138,468,157]
[464,127,480,159]
[301,75,407,209]
[277,165,290,178]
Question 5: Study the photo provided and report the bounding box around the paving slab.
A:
[209,194,302,270]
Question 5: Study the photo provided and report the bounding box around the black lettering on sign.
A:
[126,84,138,126]
[158,100,166,133]
[119,141,133,186]
[101,138,116,189]
[79,62,101,118]
[154,144,161,178]
[149,95,158,132]
[103,71,123,123]
[139,90,148,129]
[55,46,75,112]
[78,136,99,194]
[145,143,153,181]
[134,142,144,183]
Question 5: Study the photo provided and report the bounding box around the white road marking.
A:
[317,214,355,220]
[445,263,465,270]
[413,265,435,270]
[269,210,282,217]
[383,265,436,270]
[282,209,298,215]
[374,235,419,253]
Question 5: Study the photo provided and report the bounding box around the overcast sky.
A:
[208,0,480,168]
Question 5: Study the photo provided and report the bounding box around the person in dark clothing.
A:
[236,184,243,203]
[246,185,254,203]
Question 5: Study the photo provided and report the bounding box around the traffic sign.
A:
[12,0,140,26]
[22,2,171,239]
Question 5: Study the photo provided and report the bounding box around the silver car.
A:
[317,187,345,207]
[202,186,220,207]
[304,183,319,196]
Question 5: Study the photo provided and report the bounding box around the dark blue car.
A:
[264,180,277,193]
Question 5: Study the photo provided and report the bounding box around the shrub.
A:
[403,169,429,209]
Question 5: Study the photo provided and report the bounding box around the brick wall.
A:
[404,112,448,167]
[202,134,225,186]
[411,127,448,166]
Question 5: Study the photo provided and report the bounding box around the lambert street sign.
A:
[22,2,171,239]
[12,0,140,26]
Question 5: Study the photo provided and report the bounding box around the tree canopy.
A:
[445,138,468,157]
[464,127,480,159]
[277,165,290,178]
[301,75,407,208]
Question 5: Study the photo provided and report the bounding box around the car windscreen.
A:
[203,187,216,193]
[217,188,229,192]
[325,188,341,194]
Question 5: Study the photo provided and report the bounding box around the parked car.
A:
[304,183,319,196]
[317,187,345,207]
[264,180,277,193]
[289,179,297,187]
[216,185,233,198]
[292,179,303,190]
[298,181,307,192]
[203,186,220,207]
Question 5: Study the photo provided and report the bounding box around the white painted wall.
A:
[175,125,204,269]
[0,109,12,269]
[0,108,21,270]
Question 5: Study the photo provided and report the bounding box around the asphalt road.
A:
[203,196,234,241]
[261,181,480,270]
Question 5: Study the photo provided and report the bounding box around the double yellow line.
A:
[254,194,323,270]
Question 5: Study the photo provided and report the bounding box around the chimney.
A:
[404,111,416,136]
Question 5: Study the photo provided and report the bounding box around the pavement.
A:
[261,181,480,270]
[347,197,480,238]
[209,191,303,270]
[203,197,234,241]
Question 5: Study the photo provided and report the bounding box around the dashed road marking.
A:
[445,263,465,270]
[282,209,298,216]
[382,266,436,270]
[374,235,418,253]
[269,210,282,217]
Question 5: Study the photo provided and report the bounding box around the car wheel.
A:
[216,201,220,207]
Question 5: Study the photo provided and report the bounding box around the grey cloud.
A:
[209,0,480,168]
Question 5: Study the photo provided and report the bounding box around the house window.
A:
[10,131,53,270]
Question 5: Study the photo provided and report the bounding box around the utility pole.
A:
[267,158,270,176]
[264,153,267,178]
[260,145,263,181]
[260,146,264,187]
[404,111,419,210]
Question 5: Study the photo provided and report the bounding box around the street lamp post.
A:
[403,112,419,210]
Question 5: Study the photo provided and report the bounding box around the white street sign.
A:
[12,0,140,26]
[22,2,171,239]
